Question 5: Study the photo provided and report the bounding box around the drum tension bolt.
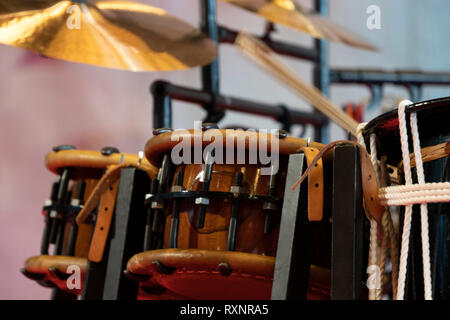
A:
[227,172,244,251]
[151,154,171,236]
[152,260,175,275]
[263,165,278,235]
[153,128,173,136]
[48,266,70,281]
[52,145,76,152]
[218,262,232,276]
[169,170,185,248]
[123,269,151,282]
[144,179,160,251]
[41,180,60,255]
[101,146,120,156]
[21,268,46,281]
[196,149,215,229]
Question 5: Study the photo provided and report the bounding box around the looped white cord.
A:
[356,122,379,300]
[356,123,368,147]
[410,112,433,300]
[396,100,414,300]
[394,99,435,299]
[379,182,450,205]
[370,133,384,300]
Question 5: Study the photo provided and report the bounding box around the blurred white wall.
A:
[0,0,449,299]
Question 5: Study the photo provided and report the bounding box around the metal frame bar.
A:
[81,255,109,300]
[330,69,450,86]
[313,0,330,142]
[101,168,150,300]
[331,145,365,300]
[271,153,312,299]
[152,80,327,130]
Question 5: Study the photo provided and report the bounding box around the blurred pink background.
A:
[0,0,449,299]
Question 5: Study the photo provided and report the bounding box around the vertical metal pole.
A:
[151,82,172,129]
[271,153,312,299]
[200,0,221,122]
[331,145,365,300]
[313,0,330,143]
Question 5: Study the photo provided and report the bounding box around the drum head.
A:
[363,97,450,166]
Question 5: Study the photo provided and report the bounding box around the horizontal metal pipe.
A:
[218,26,319,62]
[330,69,450,85]
[151,80,327,127]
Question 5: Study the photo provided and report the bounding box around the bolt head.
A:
[202,123,219,131]
[52,145,76,152]
[153,128,173,136]
[278,130,288,139]
[101,146,120,156]
[218,262,231,276]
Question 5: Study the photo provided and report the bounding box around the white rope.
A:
[356,122,368,147]
[396,100,414,300]
[356,123,379,300]
[410,112,433,300]
[379,182,450,205]
[370,133,385,300]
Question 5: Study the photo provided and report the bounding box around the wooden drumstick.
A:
[235,32,359,136]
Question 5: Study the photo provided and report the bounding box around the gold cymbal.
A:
[221,0,377,51]
[0,0,218,71]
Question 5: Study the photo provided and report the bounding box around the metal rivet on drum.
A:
[52,145,76,152]
[123,269,151,282]
[153,128,173,136]
[201,122,219,131]
[101,146,120,156]
[152,260,175,275]
[218,262,232,276]
[278,129,288,139]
